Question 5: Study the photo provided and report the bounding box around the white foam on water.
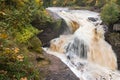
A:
[43,48,120,80]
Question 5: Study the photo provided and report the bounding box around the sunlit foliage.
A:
[0,0,47,79]
[43,0,109,8]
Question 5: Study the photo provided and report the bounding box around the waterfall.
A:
[44,7,120,80]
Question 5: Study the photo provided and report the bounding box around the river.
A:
[43,7,120,80]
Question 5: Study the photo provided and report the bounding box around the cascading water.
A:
[44,7,120,80]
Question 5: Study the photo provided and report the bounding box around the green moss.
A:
[52,19,62,30]
[0,59,40,80]
[28,36,42,53]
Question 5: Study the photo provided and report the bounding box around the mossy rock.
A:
[34,19,64,46]
[107,32,120,46]
[28,36,42,53]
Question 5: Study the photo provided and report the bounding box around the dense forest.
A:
[0,0,120,80]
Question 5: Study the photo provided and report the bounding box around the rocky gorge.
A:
[32,7,120,80]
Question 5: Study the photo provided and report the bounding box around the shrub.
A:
[95,0,106,8]
[116,0,120,5]
[28,36,42,53]
[100,2,120,25]
[43,0,76,7]
[16,25,40,43]
[0,0,46,79]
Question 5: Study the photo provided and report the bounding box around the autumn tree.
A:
[0,0,48,79]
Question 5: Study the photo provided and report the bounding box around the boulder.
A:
[88,17,98,22]
[31,7,71,47]
[32,16,69,47]
[113,24,120,31]
[46,7,69,20]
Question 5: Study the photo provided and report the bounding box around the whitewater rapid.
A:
[43,7,120,80]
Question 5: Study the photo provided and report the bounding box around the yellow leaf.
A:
[17,54,24,62]
[0,11,6,15]
[53,1,57,5]
[5,48,11,54]
[20,77,27,80]
[14,47,20,54]
[0,33,8,39]
[35,0,40,3]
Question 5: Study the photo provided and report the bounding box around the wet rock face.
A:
[32,18,69,47]
[45,70,79,80]
[37,26,58,47]
[40,52,79,80]
[113,24,120,31]
[31,8,73,47]
[105,32,120,69]
[88,17,98,22]
[66,37,88,60]
[46,7,69,20]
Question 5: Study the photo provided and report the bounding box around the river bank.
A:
[29,51,79,80]
[40,51,79,80]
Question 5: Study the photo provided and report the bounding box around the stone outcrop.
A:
[113,24,120,31]
[32,9,69,47]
